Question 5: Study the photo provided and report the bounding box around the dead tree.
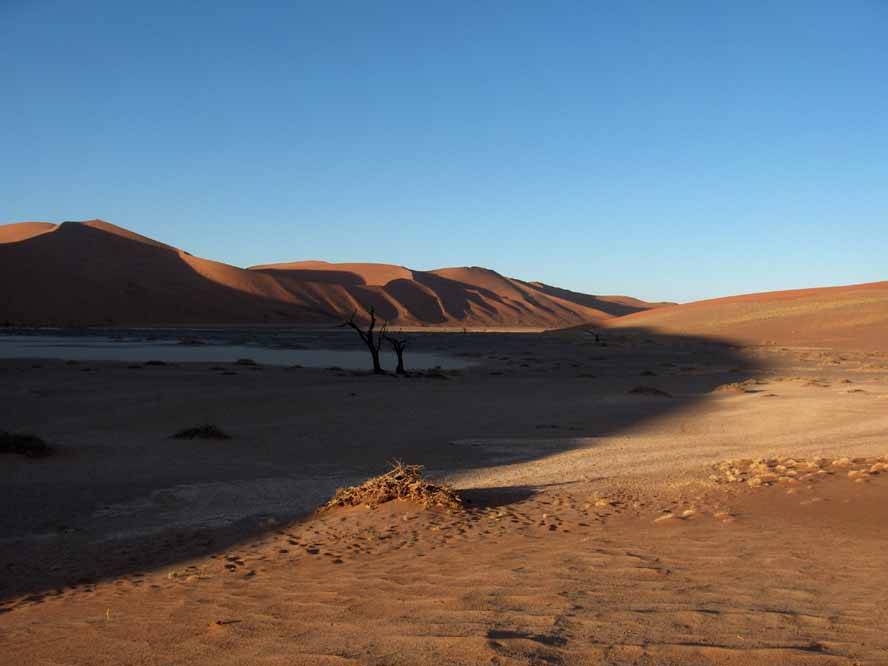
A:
[585,329,602,344]
[342,307,386,374]
[384,331,409,375]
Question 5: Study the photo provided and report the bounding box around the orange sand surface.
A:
[2,329,888,664]
[605,281,888,352]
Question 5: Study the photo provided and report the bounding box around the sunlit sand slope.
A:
[604,281,888,351]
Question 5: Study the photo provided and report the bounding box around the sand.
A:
[0,220,664,328]
[605,281,888,352]
[2,327,888,665]
[3,219,888,664]
[0,222,56,244]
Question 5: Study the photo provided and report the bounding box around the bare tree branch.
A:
[341,306,385,374]
[384,329,409,375]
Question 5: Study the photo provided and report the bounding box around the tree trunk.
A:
[369,344,383,374]
[343,307,386,374]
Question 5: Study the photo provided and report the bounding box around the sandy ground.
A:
[2,329,888,665]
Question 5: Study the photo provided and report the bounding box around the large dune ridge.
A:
[602,280,888,351]
[252,260,668,328]
[0,220,664,328]
[0,220,330,327]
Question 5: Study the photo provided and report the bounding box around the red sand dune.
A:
[0,220,327,326]
[0,220,663,328]
[251,261,667,328]
[0,222,56,244]
[603,281,888,351]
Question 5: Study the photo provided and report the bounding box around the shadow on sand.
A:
[0,326,763,603]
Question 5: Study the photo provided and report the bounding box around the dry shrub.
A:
[627,385,672,398]
[324,462,462,511]
[712,382,749,394]
[172,424,232,440]
[0,431,53,458]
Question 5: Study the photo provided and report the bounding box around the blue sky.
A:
[2,1,886,302]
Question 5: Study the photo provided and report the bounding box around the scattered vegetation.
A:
[713,382,752,394]
[324,462,462,511]
[419,366,449,380]
[711,455,888,488]
[0,431,54,458]
[171,423,232,440]
[627,385,673,398]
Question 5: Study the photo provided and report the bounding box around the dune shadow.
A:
[253,268,366,286]
[2,225,629,331]
[0,222,340,326]
[521,281,662,316]
[0,325,763,604]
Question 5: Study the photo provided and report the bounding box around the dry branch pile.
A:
[324,462,463,511]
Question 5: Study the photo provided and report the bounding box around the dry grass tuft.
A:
[324,462,463,511]
[171,423,232,440]
[712,382,751,394]
[627,385,673,398]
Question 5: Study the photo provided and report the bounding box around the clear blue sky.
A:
[2,1,886,302]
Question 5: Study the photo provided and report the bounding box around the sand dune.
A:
[602,281,888,351]
[253,261,664,328]
[524,280,675,317]
[0,221,56,244]
[5,219,882,343]
[0,219,664,327]
[0,220,327,326]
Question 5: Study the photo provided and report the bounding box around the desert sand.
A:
[2,323,888,665]
[605,282,888,352]
[0,220,665,328]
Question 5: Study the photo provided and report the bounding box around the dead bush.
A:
[324,462,462,511]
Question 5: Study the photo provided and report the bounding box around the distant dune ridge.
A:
[602,281,888,351]
[4,220,885,347]
[0,220,665,328]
